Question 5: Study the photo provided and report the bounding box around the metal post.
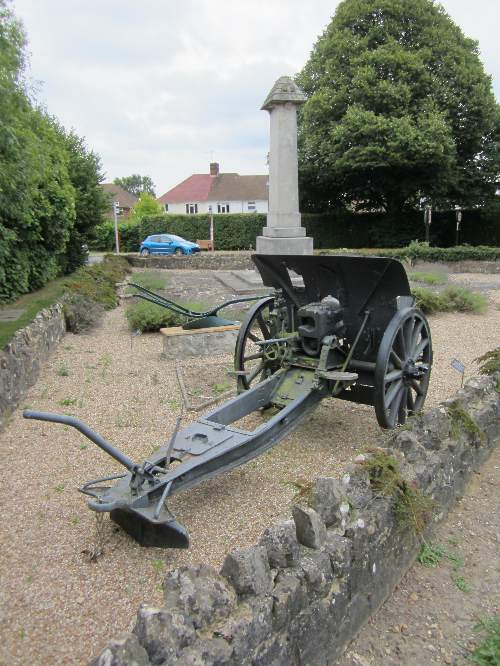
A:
[209,205,214,251]
[113,200,120,254]
[455,207,462,246]
[424,205,432,243]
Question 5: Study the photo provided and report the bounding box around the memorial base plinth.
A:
[255,235,313,255]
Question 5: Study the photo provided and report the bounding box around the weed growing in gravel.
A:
[152,559,165,574]
[54,484,65,493]
[212,381,232,394]
[57,363,70,377]
[408,271,448,285]
[99,354,113,377]
[469,616,500,665]
[59,397,77,406]
[447,402,484,441]
[286,478,314,505]
[453,575,471,593]
[71,516,80,525]
[418,542,463,569]
[475,347,500,376]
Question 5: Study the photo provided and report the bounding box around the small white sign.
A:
[451,358,465,374]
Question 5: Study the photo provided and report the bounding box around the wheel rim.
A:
[175,248,182,255]
[141,249,149,256]
[374,307,432,428]
[234,297,279,392]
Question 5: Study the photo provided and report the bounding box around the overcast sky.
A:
[12,0,499,197]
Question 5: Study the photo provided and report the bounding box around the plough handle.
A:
[23,410,136,472]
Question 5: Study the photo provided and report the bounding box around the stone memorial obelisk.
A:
[256,76,313,255]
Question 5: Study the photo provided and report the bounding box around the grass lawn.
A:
[0,276,69,349]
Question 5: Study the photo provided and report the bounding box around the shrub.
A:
[126,300,207,332]
[412,287,443,314]
[439,285,488,314]
[64,254,130,309]
[412,285,488,314]
[63,293,104,333]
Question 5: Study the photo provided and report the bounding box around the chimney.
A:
[210,162,219,176]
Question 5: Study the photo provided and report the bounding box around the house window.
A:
[164,203,169,212]
[186,203,198,214]
[217,203,230,213]
[247,201,256,211]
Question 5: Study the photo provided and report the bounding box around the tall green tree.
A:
[114,174,156,198]
[58,128,108,273]
[297,0,500,215]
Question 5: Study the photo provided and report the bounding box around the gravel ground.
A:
[0,270,498,665]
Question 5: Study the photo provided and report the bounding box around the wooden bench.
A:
[196,239,213,251]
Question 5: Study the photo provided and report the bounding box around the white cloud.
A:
[12,0,499,196]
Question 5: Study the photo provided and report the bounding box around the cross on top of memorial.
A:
[261,75,307,111]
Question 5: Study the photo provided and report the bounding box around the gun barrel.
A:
[23,410,136,472]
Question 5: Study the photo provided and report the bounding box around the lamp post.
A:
[455,206,462,246]
[113,200,120,254]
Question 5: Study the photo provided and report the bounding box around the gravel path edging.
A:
[0,303,65,429]
[91,372,500,666]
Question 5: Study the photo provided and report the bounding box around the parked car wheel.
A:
[174,248,184,256]
[140,248,150,256]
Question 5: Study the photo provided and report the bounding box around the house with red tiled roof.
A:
[157,163,268,215]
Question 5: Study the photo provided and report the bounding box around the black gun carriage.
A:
[24,254,432,549]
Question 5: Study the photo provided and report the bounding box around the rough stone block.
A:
[341,467,372,509]
[250,635,294,665]
[215,598,273,661]
[394,430,428,463]
[299,550,333,596]
[324,533,352,577]
[163,564,237,629]
[292,505,326,549]
[312,477,345,527]
[421,406,451,449]
[89,633,151,666]
[133,604,195,665]
[271,572,306,629]
[177,638,234,665]
[221,545,272,596]
[259,520,300,569]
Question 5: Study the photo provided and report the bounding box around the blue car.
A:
[139,234,200,256]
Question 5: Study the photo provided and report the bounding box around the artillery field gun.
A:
[24,254,432,549]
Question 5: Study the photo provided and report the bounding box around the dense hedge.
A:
[92,206,500,253]
[336,241,500,262]
[0,4,107,304]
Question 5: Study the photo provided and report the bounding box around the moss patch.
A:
[359,449,434,534]
[447,402,484,441]
[475,347,500,376]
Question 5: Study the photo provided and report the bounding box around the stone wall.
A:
[91,374,499,666]
[127,253,254,271]
[0,304,65,429]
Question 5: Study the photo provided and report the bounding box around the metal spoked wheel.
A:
[140,248,150,256]
[234,297,278,392]
[374,307,433,428]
